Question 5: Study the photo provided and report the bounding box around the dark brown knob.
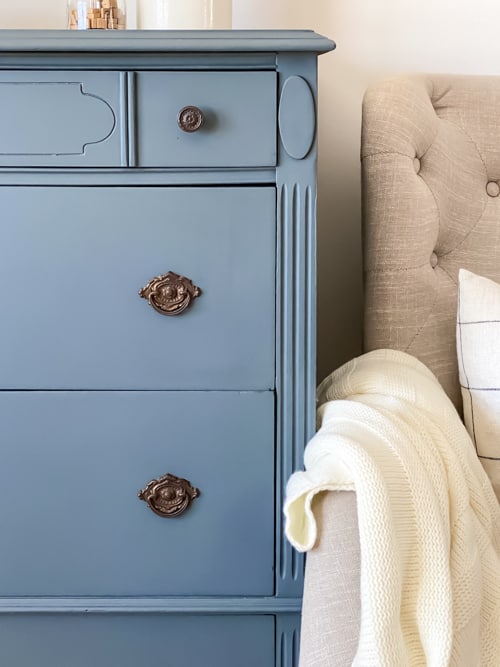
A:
[138,473,200,518]
[177,105,205,133]
[139,270,201,316]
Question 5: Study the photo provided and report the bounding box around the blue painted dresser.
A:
[0,30,334,666]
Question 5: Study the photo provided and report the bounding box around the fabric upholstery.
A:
[300,74,500,667]
[299,491,360,667]
[457,269,500,500]
[363,74,500,409]
[292,350,500,665]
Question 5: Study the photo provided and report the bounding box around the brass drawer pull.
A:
[139,270,201,316]
[177,105,205,133]
[138,473,200,518]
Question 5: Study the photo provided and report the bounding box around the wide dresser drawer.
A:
[135,71,277,167]
[0,614,275,667]
[0,71,123,167]
[0,391,274,596]
[0,185,276,390]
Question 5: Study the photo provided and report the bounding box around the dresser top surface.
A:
[0,29,335,55]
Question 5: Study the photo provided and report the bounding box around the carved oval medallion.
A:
[278,76,316,160]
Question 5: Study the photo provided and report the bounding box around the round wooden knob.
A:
[177,105,205,133]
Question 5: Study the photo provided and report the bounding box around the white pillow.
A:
[457,268,500,501]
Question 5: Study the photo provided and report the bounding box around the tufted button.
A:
[413,157,421,174]
[486,181,500,197]
[430,252,438,268]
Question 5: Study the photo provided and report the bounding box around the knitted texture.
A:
[285,349,500,667]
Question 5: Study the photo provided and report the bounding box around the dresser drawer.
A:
[135,71,277,167]
[0,614,275,667]
[0,391,274,596]
[0,71,123,167]
[0,186,275,390]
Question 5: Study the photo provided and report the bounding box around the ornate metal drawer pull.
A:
[138,473,200,518]
[139,271,201,316]
[177,105,205,133]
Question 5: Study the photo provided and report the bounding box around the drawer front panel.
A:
[0,391,274,596]
[0,614,275,667]
[136,71,277,167]
[0,72,123,167]
[0,186,275,390]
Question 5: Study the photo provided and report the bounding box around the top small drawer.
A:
[0,71,123,167]
[135,71,277,168]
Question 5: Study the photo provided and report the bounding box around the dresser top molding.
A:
[0,30,335,55]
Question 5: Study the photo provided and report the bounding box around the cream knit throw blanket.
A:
[285,349,500,667]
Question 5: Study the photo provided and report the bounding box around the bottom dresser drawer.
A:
[0,391,274,596]
[0,614,275,667]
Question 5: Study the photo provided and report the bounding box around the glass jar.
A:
[137,0,231,30]
[68,0,127,30]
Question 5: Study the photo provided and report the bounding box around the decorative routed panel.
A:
[0,82,115,156]
[276,181,316,596]
[276,616,301,667]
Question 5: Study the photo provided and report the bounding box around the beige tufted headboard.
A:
[362,74,500,409]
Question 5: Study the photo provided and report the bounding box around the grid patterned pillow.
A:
[457,269,500,501]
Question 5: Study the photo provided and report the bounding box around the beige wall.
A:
[0,5,66,28]
[236,0,500,382]
[4,0,500,381]
[0,1,138,28]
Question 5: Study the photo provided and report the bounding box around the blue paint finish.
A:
[0,186,275,390]
[136,71,277,168]
[0,391,274,596]
[277,614,302,667]
[0,597,302,614]
[279,76,316,160]
[0,29,334,667]
[0,29,335,54]
[0,71,122,166]
[0,614,275,667]
[275,54,319,602]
